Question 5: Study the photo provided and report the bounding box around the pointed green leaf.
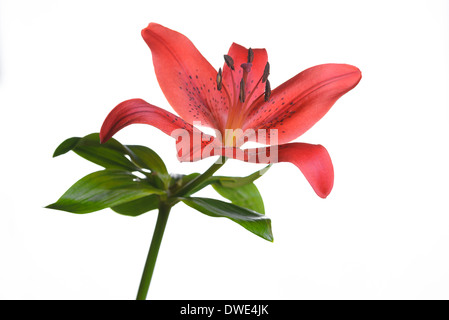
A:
[46,170,164,214]
[52,134,170,188]
[181,197,273,242]
[53,137,81,157]
[217,165,272,188]
[212,182,265,214]
[190,164,270,196]
[111,194,160,217]
[169,166,271,200]
[188,166,270,212]
[53,133,138,171]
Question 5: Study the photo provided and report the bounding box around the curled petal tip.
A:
[277,143,334,199]
[99,121,110,144]
[343,64,362,86]
[141,22,162,35]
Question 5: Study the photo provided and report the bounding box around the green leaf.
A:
[181,197,273,242]
[217,164,272,188]
[111,194,160,217]
[196,165,270,213]
[46,169,164,214]
[53,137,81,157]
[53,133,138,171]
[124,145,168,176]
[52,133,169,181]
[124,145,170,188]
[212,182,265,214]
[179,173,201,185]
[168,173,201,195]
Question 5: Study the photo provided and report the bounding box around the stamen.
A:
[216,67,223,90]
[264,80,271,102]
[224,55,235,70]
[247,48,254,63]
[262,62,270,83]
[240,63,252,73]
[239,78,246,103]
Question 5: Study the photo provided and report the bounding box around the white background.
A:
[1,0,448,300]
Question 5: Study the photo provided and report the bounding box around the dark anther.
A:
[239,78,246,103]
[262,62,270,83]
[264,80,271,102]
[224,55,235,70]
[217,68,223,91]
[248,48,254,63]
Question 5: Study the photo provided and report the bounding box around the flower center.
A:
[216,48,271,146]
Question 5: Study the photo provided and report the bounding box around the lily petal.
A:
[222,43,268,111]
[100,98,216,161]
[205,143,334,198]
[244,64,361,144]
[100,98,192,142]
[141,23,230,130]
[274,143,334,198]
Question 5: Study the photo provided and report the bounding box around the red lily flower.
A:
[100,23,361,198]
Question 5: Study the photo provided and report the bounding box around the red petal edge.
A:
[99,98,217,162]
[141,23,230,130]
[204,143,334,198]
[244,64,362,145]
[99,98,196,143]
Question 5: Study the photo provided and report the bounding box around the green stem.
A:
[136,202,171,300]
[135,156,227,300]
[173,156,227,198]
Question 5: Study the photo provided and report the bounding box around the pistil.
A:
[239,77,246,103]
